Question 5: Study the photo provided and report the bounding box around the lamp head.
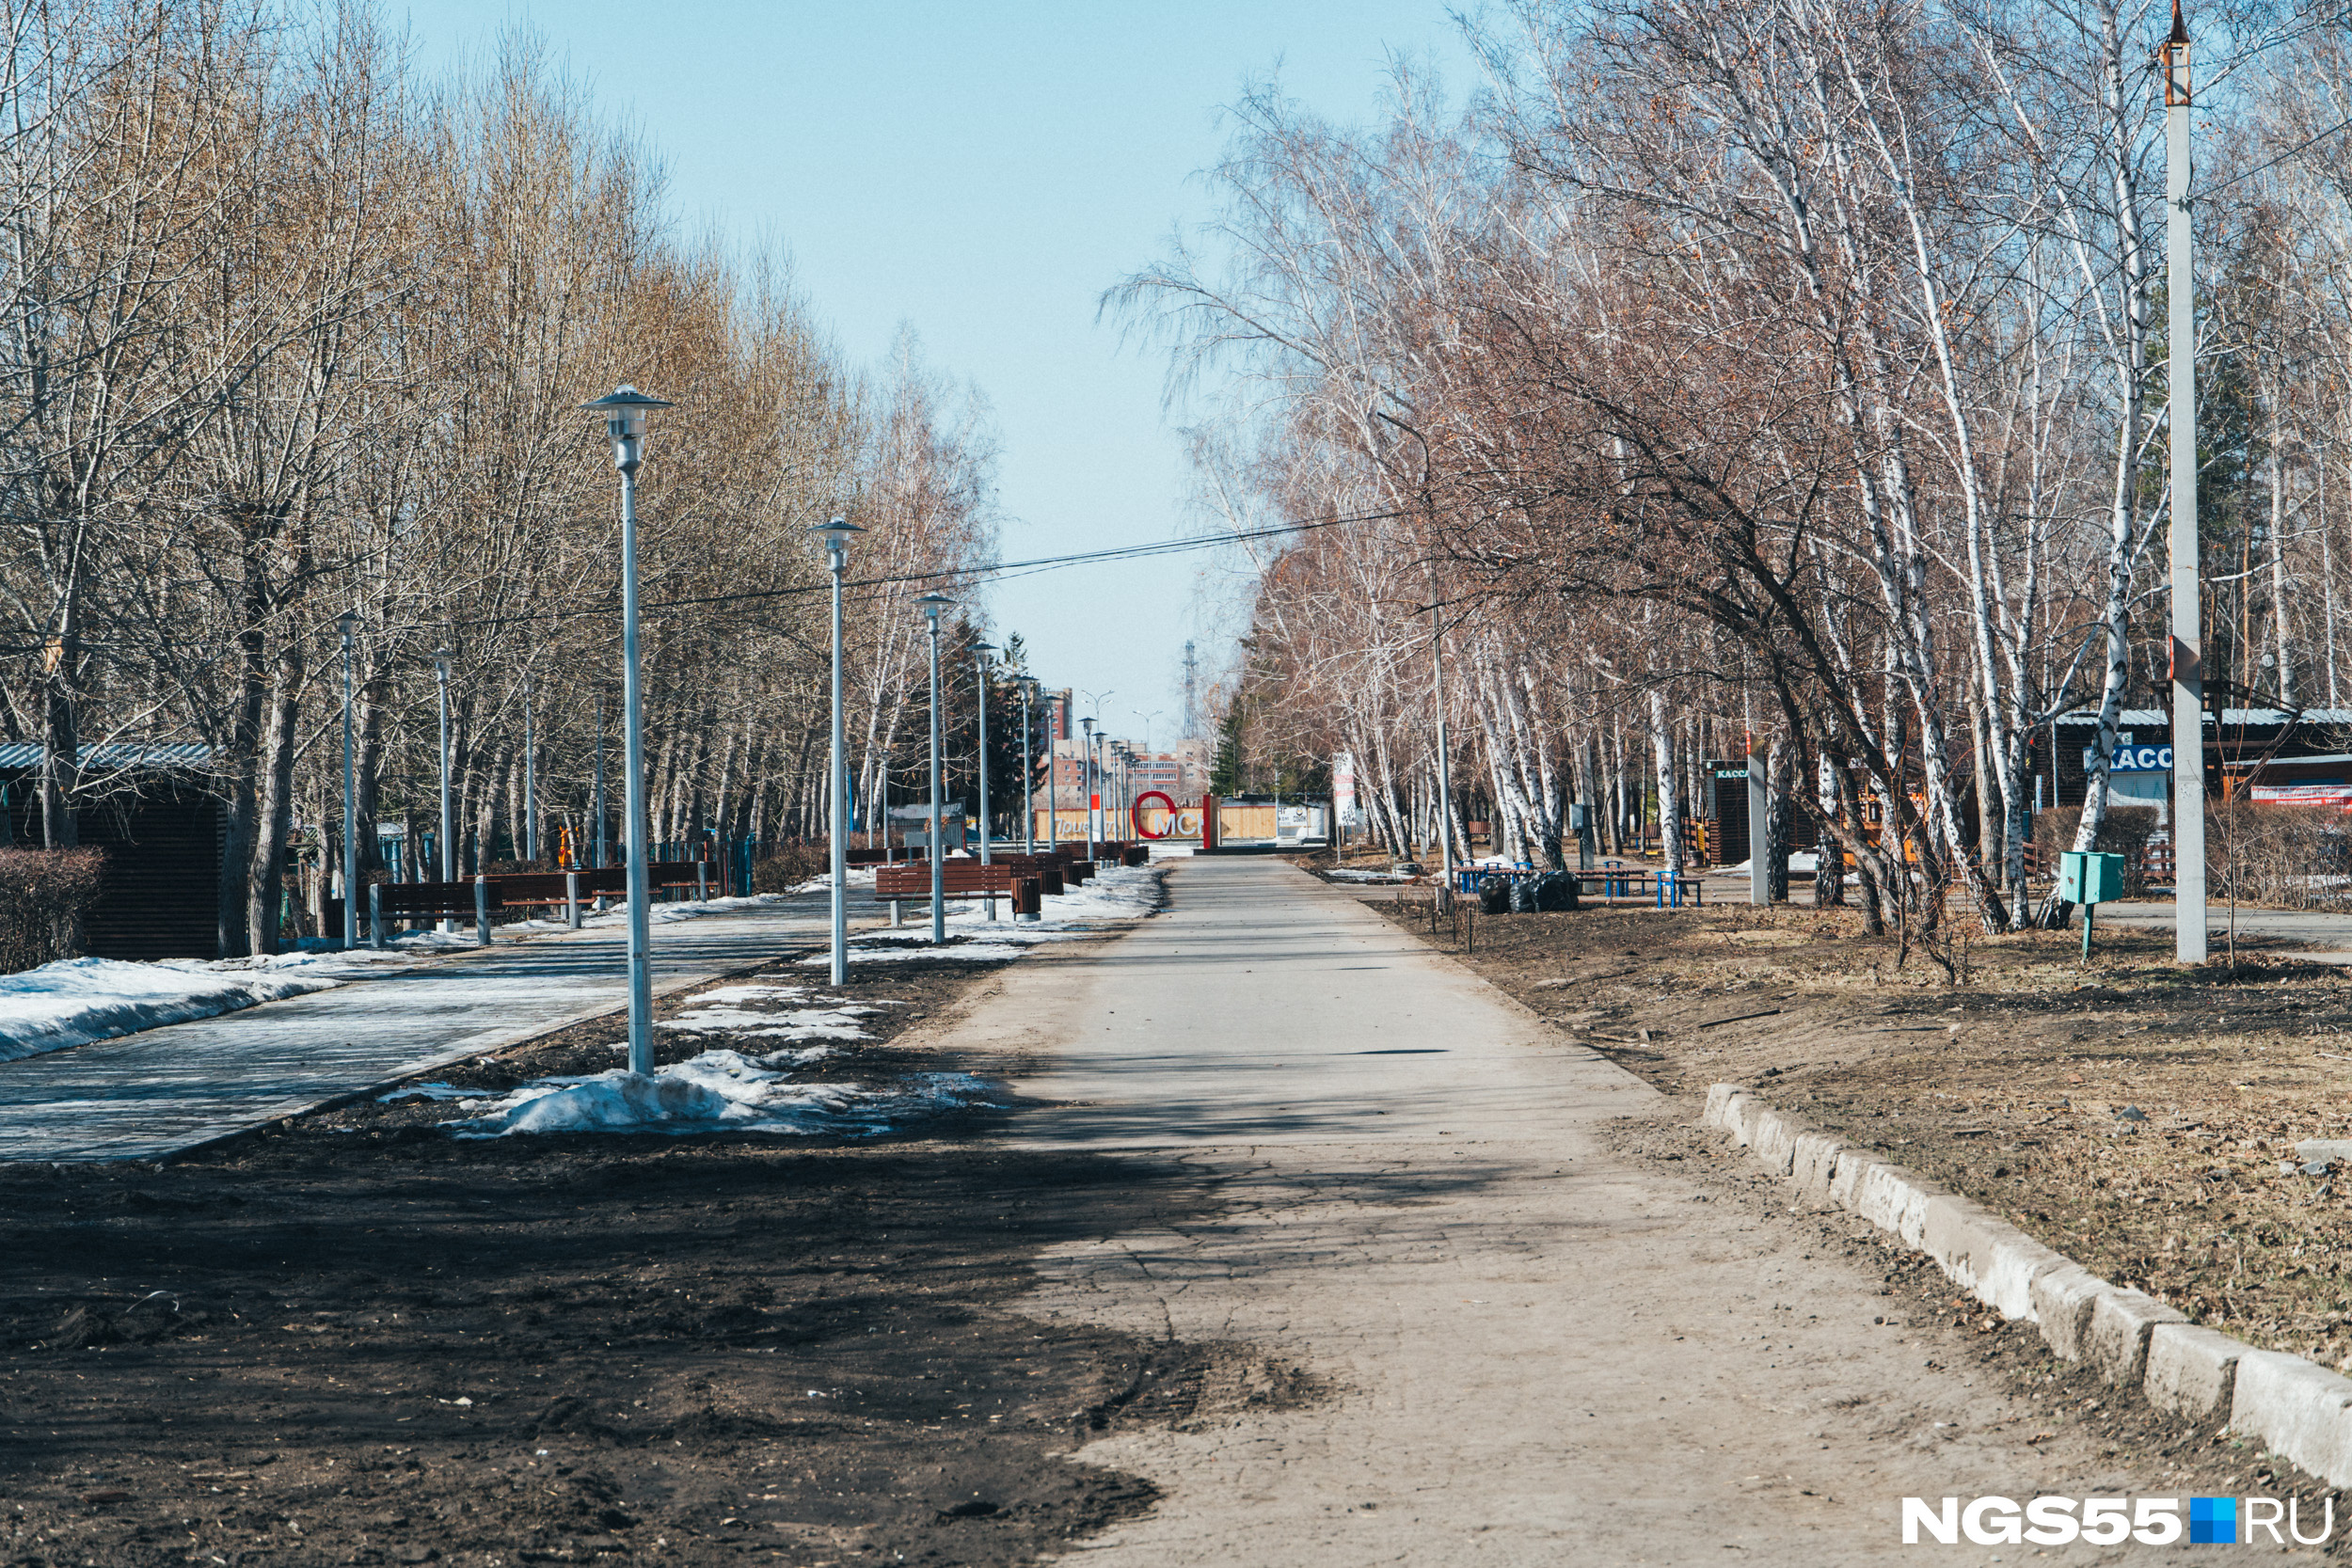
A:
[433,643,453,671]
[915,592,954,626]
[811,515,864,554]
[336,610,358,643]
[582,384,672,469]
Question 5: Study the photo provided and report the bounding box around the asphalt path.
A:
[0,897,834,1162]
[2092,897,2352,959]
[939,857,2185,1565]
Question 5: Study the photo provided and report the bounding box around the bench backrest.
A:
[495,871,576,902]
[874,862,1016,897]
[373,880,480,916]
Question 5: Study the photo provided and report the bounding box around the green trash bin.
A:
[2058,850,2125,958]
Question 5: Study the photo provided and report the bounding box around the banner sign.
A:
[1333,750,1362,827]
[2250,782,2352,807]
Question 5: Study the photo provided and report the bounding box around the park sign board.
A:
[2082,744,2172,772]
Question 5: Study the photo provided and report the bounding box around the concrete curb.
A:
[1704,1083,2352,1485]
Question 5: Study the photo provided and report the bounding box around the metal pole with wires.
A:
[2163,3,2207,964]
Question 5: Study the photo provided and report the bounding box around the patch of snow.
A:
[448,1050,1004,1138]
[377,1082,485,1104]
[1325,868,1411,883]
[802,864,1165,967]
[0,954,385,1062]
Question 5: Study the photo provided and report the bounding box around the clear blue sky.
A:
[391,0,1476,752]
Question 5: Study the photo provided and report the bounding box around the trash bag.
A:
[1477,878,1511,914]
[1508,876,1537,913]
[1530,871,1580,912]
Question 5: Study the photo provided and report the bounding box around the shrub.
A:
[751,842,825,895]
[2208,801,2351,910]
[2034,805,2160,897]
[0,848,107,974]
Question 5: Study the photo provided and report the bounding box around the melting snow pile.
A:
[0,949,411,1062]
[660,983,882,1044]
[811,863,1165,966]
[435,1051,1003,1139]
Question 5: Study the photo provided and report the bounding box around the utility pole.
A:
[2164,2,2206,964]
[1182,640,1199,740]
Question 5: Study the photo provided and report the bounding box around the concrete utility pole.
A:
[2164,2,2207,964]
[1748,733,1769,908]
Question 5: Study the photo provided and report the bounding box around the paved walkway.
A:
[2094,897,2352,959]
[932,859,2175,1565]
[0,898,834,1162]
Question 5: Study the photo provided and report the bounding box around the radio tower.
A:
[1182,641,1199,739]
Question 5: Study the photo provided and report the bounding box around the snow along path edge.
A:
[152,954,795,1164]
[1704,1083,2352,1487]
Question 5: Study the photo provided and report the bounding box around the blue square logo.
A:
[2190,1497,2237,1544]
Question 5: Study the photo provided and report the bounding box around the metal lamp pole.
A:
[522,673,536,864]
[813,516,864,985]
[1080,716,1097,860]
[1428,599,1456,908]
[972,641,998,919]
[1018,676,1037,856]
[434,642,455,905]
[2163,4,2206,965]
[338,612,359,949]
[582,384,674,1076]
[916,594,954,942]
[594,689,607,867]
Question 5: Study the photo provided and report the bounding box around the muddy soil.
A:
[1344,882,2352,1380]
[0,940,1231,1568]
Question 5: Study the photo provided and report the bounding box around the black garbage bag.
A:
[1530,871,1580,911]
[1508,875,1537,913]
[1478,877,1511,914]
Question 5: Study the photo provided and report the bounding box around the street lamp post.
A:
[522,673,536,864]
[916,594,955,942]
[1080,715,1097,860]
[581,384,674,1077]
[434,644,455,933]
[338,612,359,950]
[1018,676,1038,857]
[972,642,998,920]
[812,516,864,985]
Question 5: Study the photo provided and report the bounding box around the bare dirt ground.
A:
[0,936,1232,1568]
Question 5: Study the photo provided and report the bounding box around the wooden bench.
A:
[871,860,1046,924]
[368,860,718,948]
[370,879,494,946]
